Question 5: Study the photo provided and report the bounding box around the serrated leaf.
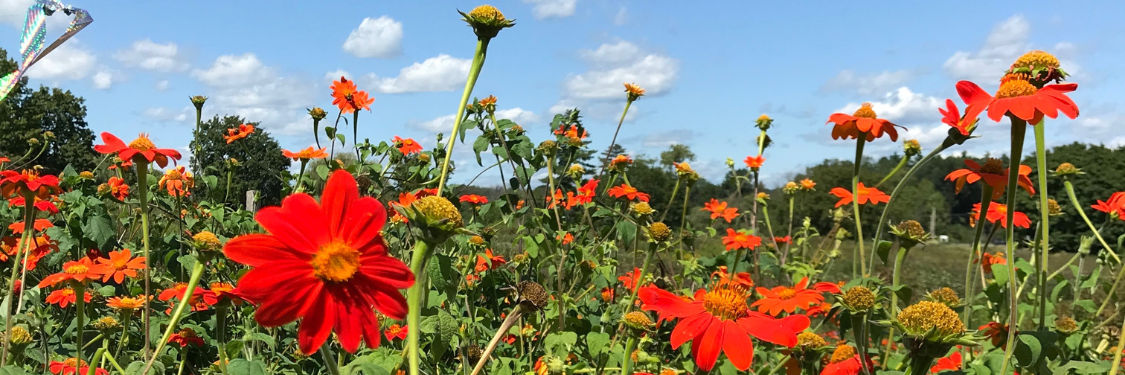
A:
[125,361,165,375]
[616,221,636,244]
[544,332,577,357]
[82,214,114,249]
[227,359,268,375]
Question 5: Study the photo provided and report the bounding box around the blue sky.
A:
[2,1,1124,186]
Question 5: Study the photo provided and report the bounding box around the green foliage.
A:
[188,115,291,206]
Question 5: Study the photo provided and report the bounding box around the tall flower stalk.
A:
[851,137,868,276]
[998,120,1027,375]
[0,191,36,366]
[436,5,514,194]
[135,159,154,358]
[597,84,644,180]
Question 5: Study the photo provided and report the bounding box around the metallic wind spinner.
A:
[0,0,93,102]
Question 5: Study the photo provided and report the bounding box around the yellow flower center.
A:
[830,345,857,364]
[469,5,505,21]
[311,240,361,283]
[994,204,1008,215]
[64,264,89,275]
[703,288,749,321]
[856,186,869,196]
[1012,50,1060,70]
[63,358,87,367]
[896,301,965,336]
[112,258,128,270]
[842,286,875,310]
[210,282,233,294]
[995,75,1038,99]
[776,287,797,300]
[796,332,827,349]
[128,133,156,151]
[165,169,182,180]
[853,103,877,119]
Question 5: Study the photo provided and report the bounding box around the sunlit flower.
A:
[800,178,816,191]
[282,147,329,161]
[722,229,761,251]
[930,351,962,373]
[0,235,55,269]
[557,232,574,245]
[702,199,739,223]
[8,195,58,214]
[752,277,841,316]
[979,252,1006,275]
[956,72,1078,125]
[945,159,1034,199]
[7,218,53,234]
[744,155,765,170]
[223,124,255,144]
[475,249,507,272]
[94,132,181,168]
[624,83,646,101]
[0,169,61,199]
[827,103,903,142]
[638,273,810,371]
[392,136,423,155]
[460,194,489,205]
[618,267,644,292]
[106,295,150,311]
[37,257,108,288]
[331,76,358,112]
[940,99,972,136]
[45,287,91,308]
[223,170,415,354]
[1092,192,1125,220]
[970,202,1031,229]
[829,183,889,208]
[384,324,407,341]
[350,90,375,112]
[158,166,194,197]
[49,358,108,375]
[169,328,204,347]
[609,154,633,171]
[608,184,650,202]
[821,344,873,375]
[158,282,212,313]
[96,249,145,284]
[565,179,600,209]
[107,177,129,200]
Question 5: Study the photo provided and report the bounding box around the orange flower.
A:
[600,287,615,302]
[49,358,107,375]
[1,235,55,269]
[45,287,91,308]
[106,295,150,310]
[158,282,212,313]
[618,267,644,292]
[609,154,633,171]
[940,99,972,136]
[459,194,489,205]
[283,147,329,161]
[1092,192,1125,219]
[826,102,903,142]
[169,328,204,347]
[829,183,889,208]
[799,178,816,191]
[94,132,181,168]
[557,232,574,245]
[931,351,962,373]
[821,344,874,375]
[158,166,194,197]
[37,257,108,288]
[465,274,480,287]
[945,159,1034,200]
[979,252,1007,275]
[722,228,761,251]
[971,202,1031,229]
[203,282,245,305]
[475,249,507,272]
[107,177,129,200]
[0,169,61,199]
[751,277,841,316]
[608,184,650,202]
[979,322,1010,348]
[624,82,646,99]
[702,199,739,223]
[957,74,1078,125]
[350,90,374,112]
[223,124,255,144]
[8,218,53,234]
[392,136,423,155]
[545,189,565,209]
[563,179,600,210]
[331,76,360,113]
[384,324,407,341]
[554,124,588,140]
[743,155,765,170]
[8,194,58,214]
[96,249,146,284]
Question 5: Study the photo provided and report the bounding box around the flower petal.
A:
[297,291,336,355]
[721,320,755,370]
[255,193,330,254]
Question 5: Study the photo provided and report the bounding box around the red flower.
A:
[979,322,1010,349]
[971,202,1031,229]
[566,179,600,209]
[722,229,761,251]
[956,75,1078,125]
[224,124,255,144]
[1,235,55,269]
[608,184,650,202]
[203,282,245,306]
[384,324,407,341]
[223,170,415,354]
[8,218,53,234]
[0,169,61,199]
[979,252,1007,275]
[475,249,507,272]
[827,102,903,142]
[37,257,108,288]
[931,351,962,373]
[331,77,358,112]
[169,328,205,347]
[392,136,423,155]
[45,287,91,308]
[638,276,810,371]
[829,183,889,208]
[158,283,212,313]
[618,267,644,292]
[744,155,765,170]
[701,199,739,223]
[94,132,181,168]
[557,232,574,245]
[821,345,874,375]
[1092,192,1125,219]
[8,196,58,214]
[751,277,841,317]
[96,249,146,284]
[460,194,489,205]
[945,159,1034,200]
[350,90,374,112]
[283,147,329,161]
[107,177,130,200]
[940,99,972,136]
[49,358,108,375]
[774,236,792,246]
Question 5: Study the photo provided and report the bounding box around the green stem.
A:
[659,178,681,223]
[176,347,188,375]
[676,185,691,264]
[406,240,434,375]
[294,159,309,194]
[1033,122,1050,329]
[217,305,230,375]
[321,342,342,375]
[85,347,105,375]
[963,186,994,328]
[102,351,128,374]
[596,99,634,180]
[868,144,949,271]
[224,165,235,205]
[1064,180,1119,263]
[1110,310,1125,375]
[114,312,131,362]
[143,260,207,374]
[1095,263,1125,318]
[620,337,638,375]
[781,196,795,264]
[74,282,87,366]
[852,137,868,276]
[135,159,153,359]
[850,313,871,375]
[999,118,1028,375]
[436,38,490,194]
[876,154,910,188]
[882,243,910,370]
[0,192,35,366]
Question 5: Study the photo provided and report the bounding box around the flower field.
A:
[3,3,1125,375]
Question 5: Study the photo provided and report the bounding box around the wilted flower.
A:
[890,220,929,249]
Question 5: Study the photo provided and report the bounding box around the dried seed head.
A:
[927,287,961,307]
[515,281,548,311]
[648,222,672,242]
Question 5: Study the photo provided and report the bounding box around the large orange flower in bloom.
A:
[96,249,146,284]
[49,358,108,375]
[283,147,329,161]
[1092,192,1125,219]
[158,282,212,313]
[931,351,962,373]
[826,103,903,141]
[94,132,181,168]
[45,287,91,308]
[330,76,373,114]
[0,169,61,199]
[158,166,194,197]
[751,277,841,316]
[722,229,760,251]
[743,155,765,170]
[223,170,415,354]
[701,199,739,223]
[618,267,645,291]
[224,124,255,144]
[945,159,1034,200]
[829,183,889,208]
[971,202,1031,229]
[9,195,59,214]
[8,218,53,234]
[638,273,810,371]
[956,74,1078,125]
[608,184,650,202]
[475,249,507,272]
[459,194,488,205]
[1,235,55,270]
[107,177,129,200]
[37,257,108,288]
[106,295,150,311]
[821,344,874,375]
[392,136,423,155]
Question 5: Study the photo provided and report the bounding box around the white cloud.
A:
[943,15,1029,81]
[413,108,538,133]
[522,0,577,19]
[191,53,274,88]
[341,16,403,59]
[564,41,678,99]
[821,69,916,95]
[833,87,944,126]
[613,7,628,25]
[367,54,470,93]
[142,106,191,122]
[624,129,698,149]
[91,70,113,89]
[155,80,169,91]
[113,39,190,73]
[23,41,96,81]
[325,69,351,82]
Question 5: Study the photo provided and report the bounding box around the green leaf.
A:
[242,332,276,349]
[876,240,894,265]
[227,359,268,375]
[226,340,245,358]
[1012,333,1042,368]
[125,361,165,375]
[616,221,636,244]
[544,332,578,357]
[1052,361,1110,375]
[586,332,610,357]
[82,214,114,249]
[426,254,456,295]
[431,310,458,360]
[472,136,490,166]
[0,366,28,375]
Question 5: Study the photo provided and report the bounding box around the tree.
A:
[0,48,97,173]
[189,115,291,207]
[659,144,695,171]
